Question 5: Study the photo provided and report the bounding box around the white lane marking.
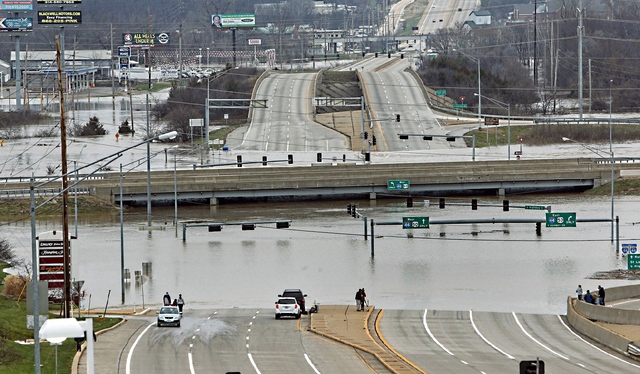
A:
[304,353,321,373]
[188,352,195,374]
[423,309,455,355]
[557,315,640,369]
[469,310,515,359]
[248,353,262,373]
[512,312,569,360]
[125,322,155,374]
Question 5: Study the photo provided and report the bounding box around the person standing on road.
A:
[360,288,367,311]
[598,285,606,305]
[177,294,185,314]
[163,292,171,306]
[355,289,362,311]
[576,285,583,301]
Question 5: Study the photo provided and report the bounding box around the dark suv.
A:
[278,289,307,313]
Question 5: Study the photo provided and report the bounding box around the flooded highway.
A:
[5,194,638,316]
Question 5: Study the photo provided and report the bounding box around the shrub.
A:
[1,274,27,299]
[69,116,108,136]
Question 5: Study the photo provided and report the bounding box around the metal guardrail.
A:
[533,118,640,125]
[0,173,107,185]
[0,187,90,199]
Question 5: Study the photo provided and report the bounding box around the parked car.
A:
[275,297,301,319]
[157,306,181,327]
[278,289,307,313]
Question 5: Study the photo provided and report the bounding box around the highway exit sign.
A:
[628,254,640,270]
[546,212,576,227]
[435,90,446,96]
[387,180,410,190]
[403,217,429,229]
[453,103,467,109]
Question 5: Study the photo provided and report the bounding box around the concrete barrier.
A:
[574,285,640,325]
[566,296,633,355]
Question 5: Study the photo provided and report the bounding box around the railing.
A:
[0,187,90,199]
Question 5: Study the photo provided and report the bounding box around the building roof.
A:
[471,10,492,16]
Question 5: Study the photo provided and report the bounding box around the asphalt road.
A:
[228,72,347,152]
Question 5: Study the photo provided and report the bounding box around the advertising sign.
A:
[38,239,65,289]
[0,17,33,32]
[37,11,81,24]
[117,46,131,57]
[122,32,170,47]
[248,38,261,45]
[37,0,81,3]
[1,0,32,10]
[212,14,255,29]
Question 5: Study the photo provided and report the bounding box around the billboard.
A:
[37,0,81,3]
[122,32,170,47]
[38,238,65,289]
[212,14,255,29]
[0,17,33,32]
[0,0,32,10]
[37,11,81,24]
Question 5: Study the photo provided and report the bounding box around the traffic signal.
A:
[396,114,401,122]
[423,136,432,141]
[317,152,322,162]
[446,136,456,141]
[262,156,267,166]
[388,52,391,58]
[519,360,544,374]
[399,134,408,140]
[400,53,404,59]
[311,55,314,61]
[471,198,478,210]
[287,154,293,164]
[364,131,368,139]
[365,152,370,162]
[536,222,542,236]
[208,225,222,232]
[242,223,256,230]
[352,204,357,218]
[276,221,290,229]
[336,54,340,60]
[362,52,365,57]
[407,198,413,207]
[375,52,378,58]
[372,135,377,146]
[237,155,243,167]
[347,203,353,215]
[439,198,445,209]
[503,200,509,211]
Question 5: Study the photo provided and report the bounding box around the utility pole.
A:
[577,0,584,119]
[56,36,72,319]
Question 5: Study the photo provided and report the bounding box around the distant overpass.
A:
[2,157,633,205]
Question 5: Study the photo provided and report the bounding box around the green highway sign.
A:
[403,216,430,229]
[435,90,446,96]
[525,205,547,210]
[453,104,467,109]
[628,254,640,270]
[387,180,410,190]
[546,212,576,227]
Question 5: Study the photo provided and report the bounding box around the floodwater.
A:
[5,194,640,316]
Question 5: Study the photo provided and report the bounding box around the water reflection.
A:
[7,194,639,315]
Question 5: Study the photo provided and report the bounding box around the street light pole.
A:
[474,93,511,160]
[456,50,482,142]
[609,79,614,242]
[562,136,615,244]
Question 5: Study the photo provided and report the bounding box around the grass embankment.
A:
[0,263,121,373]
[0,195,118,218]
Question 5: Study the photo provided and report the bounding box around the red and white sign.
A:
[248,38,261,45]
[37,233,66,290]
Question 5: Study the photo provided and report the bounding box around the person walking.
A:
[355,289,362,311]
[576,285,583,301]
[163,292,171,306]
[360,288,367,311]
[177,294,185,314]
[598,285,606,305]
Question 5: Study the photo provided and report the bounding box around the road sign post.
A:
[387,180,410,190]
[403,217,430,229]
[545,212,576,227]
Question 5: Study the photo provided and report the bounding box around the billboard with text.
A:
[212,14,255,29]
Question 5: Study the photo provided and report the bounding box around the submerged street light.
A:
[562,136,615,244]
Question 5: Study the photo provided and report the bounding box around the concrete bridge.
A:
[3,157,638,205]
